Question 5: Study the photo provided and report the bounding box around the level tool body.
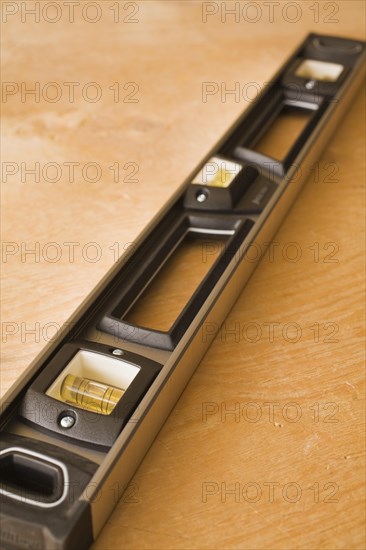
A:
[1,33,365,549]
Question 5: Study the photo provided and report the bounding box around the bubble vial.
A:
[60,374,125,415]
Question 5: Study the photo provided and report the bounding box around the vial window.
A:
[46,350,140,415]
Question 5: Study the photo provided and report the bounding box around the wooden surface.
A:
[1,2,365,548]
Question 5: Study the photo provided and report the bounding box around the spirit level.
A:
[1,33,364,549]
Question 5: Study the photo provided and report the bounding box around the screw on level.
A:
[305,80,316,90]
[196,191,208,203]
[59,414,75,429]
[112,349,124,356]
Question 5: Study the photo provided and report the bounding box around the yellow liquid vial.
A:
[60,374,125,415]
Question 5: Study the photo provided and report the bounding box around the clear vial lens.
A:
[60,374,125,415]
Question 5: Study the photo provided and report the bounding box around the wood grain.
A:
[1,2,365,549]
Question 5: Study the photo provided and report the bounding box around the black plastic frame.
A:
[218,34,365,178]
[19,341,162,449]
[226,90,327,178]
[0,450,64,504]
[98,215,254,350]
[0,434,97,549]
[282,57,349,98]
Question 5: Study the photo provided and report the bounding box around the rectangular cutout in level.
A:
[123,231,229,332]
[253,105,312,160]
[46,350,140,415]
[295,59,344,82]
[0,452,63,501]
